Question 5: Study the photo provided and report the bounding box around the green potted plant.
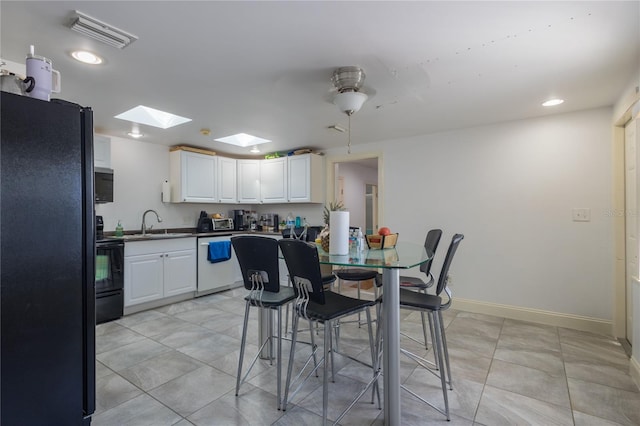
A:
[319,200,345,252]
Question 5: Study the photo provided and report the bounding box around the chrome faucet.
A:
[141,209,162,235]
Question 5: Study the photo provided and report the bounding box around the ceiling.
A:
[1,1,639,157]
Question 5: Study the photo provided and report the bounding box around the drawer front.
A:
[125,237,196,256]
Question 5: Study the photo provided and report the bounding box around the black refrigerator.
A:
[1,92,96,425]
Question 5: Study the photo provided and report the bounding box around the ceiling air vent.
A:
[69,11,138,49]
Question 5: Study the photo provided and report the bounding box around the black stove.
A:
[95,216,124,324]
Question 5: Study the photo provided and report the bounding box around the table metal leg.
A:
[382,268,400,424]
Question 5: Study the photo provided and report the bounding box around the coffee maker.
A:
[232,209,246,231]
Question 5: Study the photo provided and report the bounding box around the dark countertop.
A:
[103,228,281,242]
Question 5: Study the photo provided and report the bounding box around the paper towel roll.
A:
[162,180,171,203]
[329,211,349,255]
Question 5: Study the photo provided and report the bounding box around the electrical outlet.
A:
[572,208,591,222]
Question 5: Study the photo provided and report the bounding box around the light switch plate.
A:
[572,208,591,222]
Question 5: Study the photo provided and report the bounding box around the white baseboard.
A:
[124,292,195,316]
[631,356,640,390]
[454,298,613,336]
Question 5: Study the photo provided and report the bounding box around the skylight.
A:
[214,133,271,147]
[114,106,192,129]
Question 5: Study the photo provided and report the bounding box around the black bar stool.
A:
[231,235,296,410]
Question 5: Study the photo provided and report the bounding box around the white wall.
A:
[95,136,324,233]
[326,107,614,322]
[336,162,378,230]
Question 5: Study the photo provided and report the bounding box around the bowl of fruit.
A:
[366,227,398,249]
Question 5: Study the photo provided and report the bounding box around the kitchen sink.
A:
[151,232,193,238]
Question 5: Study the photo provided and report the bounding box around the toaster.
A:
[212,218,234,231]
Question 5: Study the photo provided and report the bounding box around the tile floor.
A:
[94,287,640,425]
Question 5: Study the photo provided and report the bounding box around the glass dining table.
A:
[316,241,430,425]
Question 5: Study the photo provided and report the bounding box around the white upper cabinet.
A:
[168,150,323,204]
[94,135,111,169]
[217,156,237,203]
[288,153,324,203]
[170,150,217,203]
[237,159,260,203]
[260,157,287,203]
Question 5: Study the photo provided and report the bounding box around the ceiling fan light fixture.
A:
[334,91,368,115]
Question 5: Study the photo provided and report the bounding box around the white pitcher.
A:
[25,45,61,101]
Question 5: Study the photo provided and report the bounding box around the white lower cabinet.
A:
[164,249,198,297]
[124,238,196,307]
[125,253,164,306]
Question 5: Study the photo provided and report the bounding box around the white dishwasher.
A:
[197,234,242,295]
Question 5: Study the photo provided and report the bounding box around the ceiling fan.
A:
[329,66,376,153]
[329,66,376,115]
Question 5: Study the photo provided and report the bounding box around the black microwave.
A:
[95,167,114,203]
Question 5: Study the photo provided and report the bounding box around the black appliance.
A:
[96,238,124,324]
[197,210,213,232]
[1,92,95,424]
[232,209,246,230]
[95,167,114,203]
[96,215,105,239]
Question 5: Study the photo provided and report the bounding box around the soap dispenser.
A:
[115,220,124,237]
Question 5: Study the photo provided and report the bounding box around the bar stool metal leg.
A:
[235,300,251,397]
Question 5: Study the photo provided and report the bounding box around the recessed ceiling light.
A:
[71,50,103,65]
[542,99,564,107]
[250,146,260,153]
[127,131,143,138]
[214,133,271,147]
[114,105,192,129]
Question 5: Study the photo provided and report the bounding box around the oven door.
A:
[96,240,124,323]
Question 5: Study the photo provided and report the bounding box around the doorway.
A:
[624,118,638,345]
[365,184,378,235]
[326,153,382,233]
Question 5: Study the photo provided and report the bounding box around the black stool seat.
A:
[322,274,337,286]
[399,288,442,310]
[335,268,378,281]
[400,275,431,289]
[299,292,376,322]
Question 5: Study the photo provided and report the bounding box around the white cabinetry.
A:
[124,238,196,307]
[260,157,287,203]
[170,150,217,203]
[237,159,260,203]
[288,153,324,203]
[217,156,237,203]
[124,253,163,305]
[168,151,324,205]
[94,135,111,169]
